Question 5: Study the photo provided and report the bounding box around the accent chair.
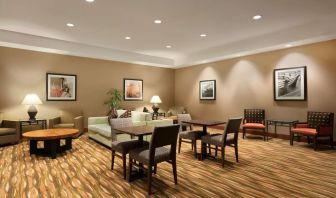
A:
[0,120,20,145]
[49,109,84,137]
[201,118,242,167]
[291,111,334,150]
[242,109,266,141]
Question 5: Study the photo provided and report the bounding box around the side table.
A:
[19,119,47,136]
[152,112,166,120]
[266,119,298,139]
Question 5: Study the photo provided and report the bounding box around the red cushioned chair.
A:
[291,111,334,150]
[242,109,267,141]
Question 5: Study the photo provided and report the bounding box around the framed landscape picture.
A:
[46,73,77,101]
[199,80,216,100]
[274,66,307,101]
[124,79,143,101]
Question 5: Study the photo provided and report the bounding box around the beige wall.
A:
[175,40,336,136]
[0,47,175,126]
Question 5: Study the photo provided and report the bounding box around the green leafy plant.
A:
[104,89,122,111]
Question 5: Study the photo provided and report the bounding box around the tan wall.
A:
[175,40,336,136]
[0,47,175,127]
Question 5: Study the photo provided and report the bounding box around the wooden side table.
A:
[19,119,47,136]
[152,112,166,120]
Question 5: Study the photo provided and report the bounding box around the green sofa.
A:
[88,111,173,147]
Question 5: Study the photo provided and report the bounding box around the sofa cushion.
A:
[131,111,149,122]
[116,109,127,117]
[243,123,265,129]
[0,128,16,136]
[146,119,173,127]
[88,124,111,137]
[292,128,317,136]
[53,123,75,128]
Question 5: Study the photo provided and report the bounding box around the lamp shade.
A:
[150,95,162,104]
[22,94,43,105]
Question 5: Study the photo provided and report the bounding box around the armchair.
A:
[242,109,266,141]
[0,120,20,145]
[291,111,334,150]
[49,109,84,137]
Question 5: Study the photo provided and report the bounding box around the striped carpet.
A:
[1,131,336,198]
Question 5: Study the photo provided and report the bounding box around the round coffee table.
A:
[23,129,79,159]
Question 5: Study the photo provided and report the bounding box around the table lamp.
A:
[150,95,162,114]
[22,94,43,121]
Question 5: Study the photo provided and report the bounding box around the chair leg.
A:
[243,128,245,139]
[193,140,198,159]
[111,150,115,170]
[148,165,152,195]
[215,146,218,157]
[208,144,212,155]
[307,136,311,144]
[313,136,317,151]
[172,158,178,184]
[234,144,239,163]
[122,153,127,180]
[128,156,132,182]
[330,135,334,149]
[263,129,266,141]
[154,164,157,174]
[290,132,294,146]
[178,138,182,153]
[221,146,225,167]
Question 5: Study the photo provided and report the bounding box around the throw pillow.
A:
[119,109,132,118]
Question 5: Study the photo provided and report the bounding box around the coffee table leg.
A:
[65,138,72,150]
[30,140,37,155]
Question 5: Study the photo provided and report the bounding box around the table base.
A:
[29,138,73,159]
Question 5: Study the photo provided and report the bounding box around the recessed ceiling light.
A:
[154,20,162,24]
[253,15,262,20]
[200,34,207,37]
[285,44,293,48]
[125,36,131,40]
[166,45,172,48]
[66,23,74,27]
[86,0,95,2]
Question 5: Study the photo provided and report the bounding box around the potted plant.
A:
[105,89,122,118]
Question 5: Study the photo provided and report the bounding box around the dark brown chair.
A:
[0,120,20,145]
[177,114,203,158]
[291,111,334,150]
[202,118,242,167]
[242,109,266,141]
[128,125,180,195]
[110,118,149,179]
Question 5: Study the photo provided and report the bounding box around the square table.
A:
[114,126,155,144]
[266,119,299,140]
[182,120,226,160]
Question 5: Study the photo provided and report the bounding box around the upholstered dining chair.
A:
[128,125,180,195]
[177,114,203,158]
[0,120,20,145]
[291,111,334,150]
[110,118,149,179]
[201,118,242,167]
[242,109,266,141]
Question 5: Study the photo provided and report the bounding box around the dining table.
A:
[182,120,226,160]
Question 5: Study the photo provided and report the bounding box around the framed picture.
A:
[46,73,77,101]
[124,79,143,101]
[199,80,216,100]
[274,66,307,101]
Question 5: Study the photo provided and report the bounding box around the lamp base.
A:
[27,105,38,122]
[152,106,159,114]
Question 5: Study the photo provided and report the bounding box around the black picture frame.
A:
[273,66,307,101]
[46,73,77,101]
[199,80,216,100]
[124,78,143,101]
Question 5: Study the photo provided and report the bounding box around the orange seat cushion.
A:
[243,123,265,129]
[291,128,317,136]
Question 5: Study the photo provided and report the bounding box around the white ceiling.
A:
[1,0,336,68]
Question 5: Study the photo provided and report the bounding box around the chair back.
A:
[149,125,180,162]
[110,118,133,141]
[177,113,192,131]
[307,111,334,129]
[222,118,242,144]
[244,109,265,124]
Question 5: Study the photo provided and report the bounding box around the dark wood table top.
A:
[114,126,155,136]
[23,129,79,140]
[182,120,226,126]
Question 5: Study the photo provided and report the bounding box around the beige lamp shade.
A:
[150,95,162,104]
[22,94,43,105]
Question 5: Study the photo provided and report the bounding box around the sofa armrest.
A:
[49,117,61,129]
[293,122,308,128]
[88,116,109,125]
[74,116,84,134]
[2,120,20,137]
